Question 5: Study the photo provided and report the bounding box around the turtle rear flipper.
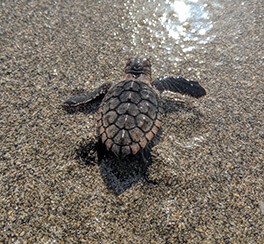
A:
[63,82,113,107]
[152,76,206,98]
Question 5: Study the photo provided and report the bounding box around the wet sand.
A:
[0,0,263,243]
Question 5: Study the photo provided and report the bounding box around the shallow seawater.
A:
[124,0,222,61]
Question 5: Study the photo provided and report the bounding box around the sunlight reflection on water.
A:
[159,0,215,43]
[124,0,221,55]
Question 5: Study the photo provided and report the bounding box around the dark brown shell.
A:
[97,80,162,157]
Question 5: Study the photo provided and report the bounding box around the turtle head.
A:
[124,56,151,78]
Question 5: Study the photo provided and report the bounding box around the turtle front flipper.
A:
[152,76,206,98]
[63,82,113,107]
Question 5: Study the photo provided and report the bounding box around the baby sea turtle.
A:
[63,56,206,161]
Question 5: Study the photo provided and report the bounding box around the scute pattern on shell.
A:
[97,80,162,157]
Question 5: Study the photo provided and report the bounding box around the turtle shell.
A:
[97,79,162,158]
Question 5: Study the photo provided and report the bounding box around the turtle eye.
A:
[144,59,151,67]
[126,58,132,66]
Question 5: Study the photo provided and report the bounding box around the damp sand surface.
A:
[0,0,263,242]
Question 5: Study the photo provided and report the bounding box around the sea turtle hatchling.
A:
[63,56,206,161]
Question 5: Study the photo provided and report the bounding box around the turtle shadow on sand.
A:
[99,154,153,195]
[75,138,156,195]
